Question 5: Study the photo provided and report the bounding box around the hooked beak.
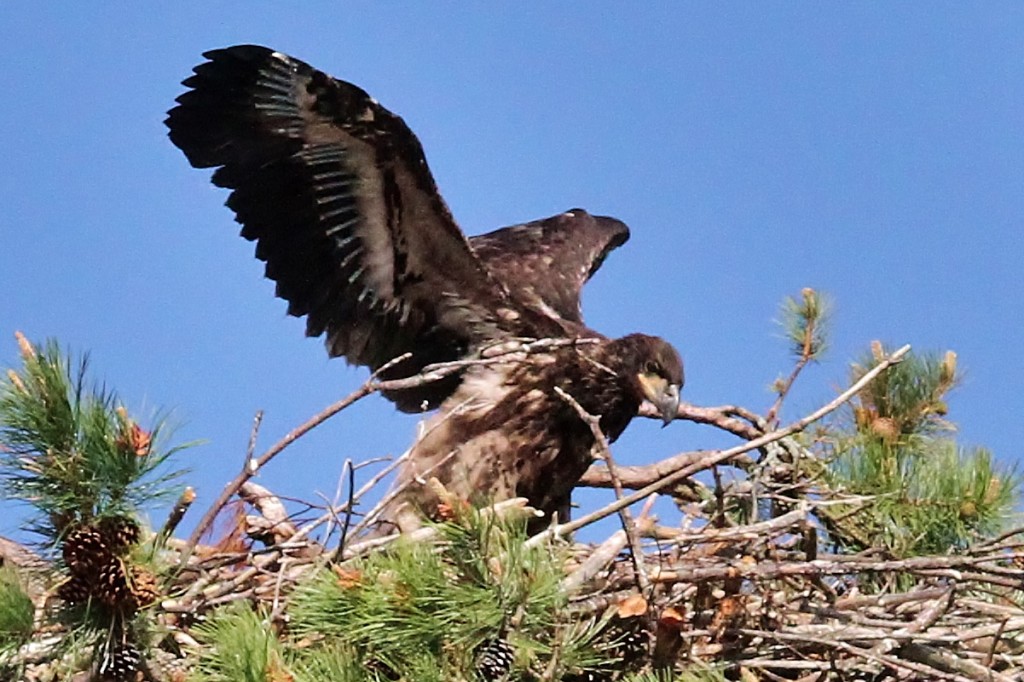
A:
[638,373,681,426]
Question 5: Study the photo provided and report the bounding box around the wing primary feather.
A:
[347,265,366,284]
[324,223,359,240]
[338,248,363,270]
[167,44,525,410]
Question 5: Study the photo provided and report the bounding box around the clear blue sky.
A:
[1,5,1022,539]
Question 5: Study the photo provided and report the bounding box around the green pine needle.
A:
[0,566,34,655]
[290,643,366,682]
[0,337,189,542]
[849,344,960,438]
[827,345,1018,556]
[777,288,831,361]
[287,511,612,680]
[191,602,289,682]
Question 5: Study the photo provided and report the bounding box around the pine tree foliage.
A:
[0,334,187,539]
[767,288,830,424]
[0,565,34,656]
[2,303,1023,679]
[0,334,188,680]
[284,513,614,681]
[777,287,830,361]
[186,511,723,681]
[824,343,1018,556]
[190,602,289,682]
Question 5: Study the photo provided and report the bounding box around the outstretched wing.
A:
[166,45,519,387]
[469,210,629,324]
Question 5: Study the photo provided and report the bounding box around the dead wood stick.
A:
[555,386,652,594]
[561,496,658,594]
[734,628,975,682]
[239,481,297,543]
[657,506,809,546]
[340,497,541,560]
[646,551,1020,585]
[579,449,756,489]
[899,642,1017,682]
[181,381,378,561]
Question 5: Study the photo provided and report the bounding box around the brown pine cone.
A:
[62,525,113,575]
[127,566,161,610]
[99,639,142,681]
[95,557,132,608]
[98,515,141,553]
[57,573,92,604]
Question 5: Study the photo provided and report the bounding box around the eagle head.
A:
[619,333,684,425]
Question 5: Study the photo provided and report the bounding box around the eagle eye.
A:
[643,361,659,375]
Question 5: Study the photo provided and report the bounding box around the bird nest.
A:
[5,341,1024,681]
[148,490,1024,682]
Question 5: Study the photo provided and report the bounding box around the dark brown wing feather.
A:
[469,210,629,324]
[166,45,520,408]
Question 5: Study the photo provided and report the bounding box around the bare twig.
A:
[338,458,356,551]
[766,311,817,426]
[183,339,594,564]
[239,481,297,543]
[644,551,1022,586]
[245,410,264,465]
[291,455,404,545]
[181,381,378,562]
[579,449,754,489]
[765,353,812,427]
[562,497,659,594]
[654,506,809,546]
[554,386,652,593]
[340,497,541,559]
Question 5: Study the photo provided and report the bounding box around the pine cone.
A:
[127,566,161,610]
[63,525,113,574]
[96,557,132,608]
[475,638,514,681]
[57,573,92,604]
[609,618,647,670]
[98,515,141,553]
[99,639,142,681]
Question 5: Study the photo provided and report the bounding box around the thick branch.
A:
[640,401,764,440]
[580,449,752,489]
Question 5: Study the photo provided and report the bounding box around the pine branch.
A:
[766,288,831,426]
[10,302,1024,680]
[0,334,186,540]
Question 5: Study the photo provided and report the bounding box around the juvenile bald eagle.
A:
[166,45,683,532]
